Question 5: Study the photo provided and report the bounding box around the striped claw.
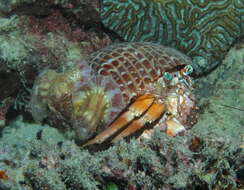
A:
[82,91,189,147]
[82,94,156,147]
[112,100,165,142]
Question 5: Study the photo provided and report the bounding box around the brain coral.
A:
[101,0,244,76]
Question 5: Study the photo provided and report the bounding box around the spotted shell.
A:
[87,42,192,102]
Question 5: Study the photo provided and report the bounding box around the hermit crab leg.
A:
[165,117,186,136]
[112,101,165,142]
[82,94,155,147]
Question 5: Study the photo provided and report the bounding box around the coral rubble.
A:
[0,0,100,26]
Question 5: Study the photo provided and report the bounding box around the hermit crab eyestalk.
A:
[180,65,193,76]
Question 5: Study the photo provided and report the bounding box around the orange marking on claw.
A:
[82,94,155,147]
[112,118,144,142]
[82,113,128,146]
[144,102,165,121]
[112,102,165,142]
[129,94,155,116]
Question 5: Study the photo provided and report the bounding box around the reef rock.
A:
[192,37,244,151]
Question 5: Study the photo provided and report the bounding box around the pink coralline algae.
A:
[25,10,85,42]
[24,10,112,55]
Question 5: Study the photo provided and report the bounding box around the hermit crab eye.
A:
[163,72,173,81]
[181,65,193,76]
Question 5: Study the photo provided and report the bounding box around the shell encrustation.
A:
[30,62,125,141]
[30,42,197,143]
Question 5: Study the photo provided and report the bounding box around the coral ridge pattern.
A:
[101,0,244,75]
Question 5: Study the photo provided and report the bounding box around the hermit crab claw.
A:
[82,94,166,147]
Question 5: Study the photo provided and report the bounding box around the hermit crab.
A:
[29,42,198,147]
